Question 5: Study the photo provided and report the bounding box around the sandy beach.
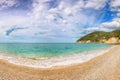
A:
[0,45,120,80]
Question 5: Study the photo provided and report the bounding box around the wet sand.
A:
[0,45,120,80]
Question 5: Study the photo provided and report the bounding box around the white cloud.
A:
[30,0,103,26]
[0,0,17,10]
[102,20,120,28]
[87,18,120,32]
[110,0,120,17]
[85,0,108,10]
[117,13,120,16]
[0,0,119,42]
[1,0,107,42]
[45,14,55,21]
[110,0,120,7]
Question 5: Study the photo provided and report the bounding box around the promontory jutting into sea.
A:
[0,0,120,80]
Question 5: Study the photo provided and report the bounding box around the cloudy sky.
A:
[0,0,120,43]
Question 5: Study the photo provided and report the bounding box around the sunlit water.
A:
[0,43,113,68]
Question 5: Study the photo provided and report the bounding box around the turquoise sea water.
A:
[0,43,112,58]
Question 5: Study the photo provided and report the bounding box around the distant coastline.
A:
[77,30,120,44]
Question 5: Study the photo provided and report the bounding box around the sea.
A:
[0,43,114,68]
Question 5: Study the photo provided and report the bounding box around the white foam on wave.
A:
[0,46,115,68]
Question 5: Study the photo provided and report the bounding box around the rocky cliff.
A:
[77,30,120,44]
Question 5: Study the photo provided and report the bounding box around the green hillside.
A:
[77,30,120,43]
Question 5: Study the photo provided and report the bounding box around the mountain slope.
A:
[77,30,120,44]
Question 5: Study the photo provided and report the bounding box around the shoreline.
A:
[0,45,114,68]
[0,45,120,80]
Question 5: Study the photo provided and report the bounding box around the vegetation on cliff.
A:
[77,30,120,43]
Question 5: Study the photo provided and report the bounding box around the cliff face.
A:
[105,37,120,44]
[77,37,120,44]
[77,30,120,44]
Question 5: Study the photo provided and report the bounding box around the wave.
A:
[0,46,115,68]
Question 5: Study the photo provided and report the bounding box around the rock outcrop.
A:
[77,30,120,44]
[105,37,120,44]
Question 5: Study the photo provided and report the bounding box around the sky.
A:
[0,0,120,43]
